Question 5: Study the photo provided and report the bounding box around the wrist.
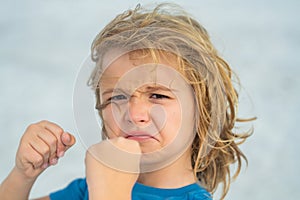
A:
[88,180,134,200]
[86,168,137,200]
[0,167,37,200]
[11,166,37,184]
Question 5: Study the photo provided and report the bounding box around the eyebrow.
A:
[101,85,177,97]
[101,88,125,96]
[142,85,177,92]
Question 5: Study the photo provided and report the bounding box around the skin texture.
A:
[84,52,196,199]
[0,53,196,200]
[86,138,141,200]
[0,121,75,200]
[99,53,184,154]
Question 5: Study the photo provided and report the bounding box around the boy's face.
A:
[98,51,195,169]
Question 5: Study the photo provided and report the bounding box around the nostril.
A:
[126,101,151,124]
[129,115,150,124]
[125,111,149,124]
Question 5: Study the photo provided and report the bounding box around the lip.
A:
[125,131,158,142]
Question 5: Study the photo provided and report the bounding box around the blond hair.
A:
[88,3,254,199]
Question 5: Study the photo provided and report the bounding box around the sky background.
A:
[0,0,299,199]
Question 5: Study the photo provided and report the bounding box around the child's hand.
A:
[14,120,76,180]
[85,137,141,199]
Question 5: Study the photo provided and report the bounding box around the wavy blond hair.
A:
[88,3,254,199]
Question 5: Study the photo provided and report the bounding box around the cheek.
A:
[102,108,111,122]
[159,106,182,140]
[102,107,120,138]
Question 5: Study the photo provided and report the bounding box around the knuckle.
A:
[50,122,64,134]
[115,137,141,153]
[56,127,64,135]
[39,120,48,124]
[34,155,44,166]
[26,124,38,132]
[40,145,50,155]
[53,126,64,136]
[48,137,57,148]
[116,137,126,144]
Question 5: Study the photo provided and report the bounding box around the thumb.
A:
[61,132,76,147]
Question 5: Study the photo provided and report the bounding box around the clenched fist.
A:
[85,137,141,200]
[15,120,76,180]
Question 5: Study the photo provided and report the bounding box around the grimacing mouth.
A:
[124,130,160,142]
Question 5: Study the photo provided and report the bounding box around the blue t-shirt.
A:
[49,178,211,200]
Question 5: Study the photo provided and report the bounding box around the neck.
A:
[137,149,196,188]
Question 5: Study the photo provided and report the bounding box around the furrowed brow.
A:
[101,88,127,96]
[101,88,114,96]
[144,85,177,93]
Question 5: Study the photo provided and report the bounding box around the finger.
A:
[61,132,76,146]
[29,136,51,167]
[38,120,64,134]
[37,128,57,157]
[26,143,48,169]
[37,129,59,165]
[60,132,76,153]
[38,120,66,158]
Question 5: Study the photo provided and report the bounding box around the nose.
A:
[126,96,151,125]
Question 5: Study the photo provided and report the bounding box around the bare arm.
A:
[0,121,75,200]
[86,137,141,200]
[0,167,36,200]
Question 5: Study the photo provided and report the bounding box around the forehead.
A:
[101,53,134,80]
[99,50,180,87]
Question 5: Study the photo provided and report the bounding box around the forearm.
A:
[0,121,75,200]
[0,167,36,200]
[87,166,136,200]
[88,179,133,200]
